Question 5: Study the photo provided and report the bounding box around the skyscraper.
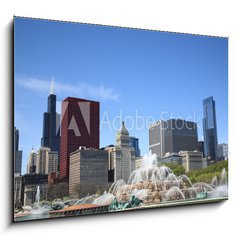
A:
[14,127,22,175]
[59,97,100,180]
[217,143,228,160]
[149,119,198,157]
[35,147,58,174]
[41,80,60,153]
[114,121,136,182]
[27,148,37,174]
[69,147,108,197]
[203,96,218,161]
[105,122,136,183]
[130,136,140,157]
[198,141,205,157]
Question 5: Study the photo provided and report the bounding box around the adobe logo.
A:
[62,100,91,137]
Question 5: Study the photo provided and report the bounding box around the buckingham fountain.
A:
[15,151,228,221]
[98,151,228,211]
[48,151,228,218]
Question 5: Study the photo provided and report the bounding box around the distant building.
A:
[36,147,50,174]
[14,173,22,209]
[41,80,60,154]
[27,149,37,174]
[203,96,218,161]
[105,121,136,183]
[130,136,140,157]
[104,145,116,182]
[46,151,59,174]
[36,147,58,174]
[21,174,48,206]
[149,119,198,157]
[14,127,22,175]
[217,143,228,160]
[60,97,100,181]
[159,152,182,165]
[135,157,143,169]
[179,151,204,172]
[69,147,108,197]
[198,141,205,157]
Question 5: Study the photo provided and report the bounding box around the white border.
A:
[1,1,236,240]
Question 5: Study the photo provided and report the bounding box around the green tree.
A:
[164,162,186,176]
[187,161,228,184]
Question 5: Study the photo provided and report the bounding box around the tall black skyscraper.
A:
[41,80,60,153]
[14,127,22,175]
[203,96,218,161]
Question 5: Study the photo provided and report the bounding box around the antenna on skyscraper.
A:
[50,76,55,94]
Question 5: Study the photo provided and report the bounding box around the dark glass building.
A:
[14,127,22,175]
[41,93,60,153]
[198,141,205,157]
[149,119,198,157]
[59,97,100,181]
[203,96,218,161]
[130,136,140,157]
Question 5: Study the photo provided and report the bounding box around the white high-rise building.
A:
[27,148,37,174]
[36,147,58,174]
[106,121,136,183]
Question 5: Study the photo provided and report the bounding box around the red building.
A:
[59,97,99,180]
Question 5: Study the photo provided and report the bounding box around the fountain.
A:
[211,176,218,186]
[209,168,228,198]
[16,151,228,221]
[34,186,40,209]
[30,186,50,216]
[93,151,228,210]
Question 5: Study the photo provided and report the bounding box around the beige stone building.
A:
[179,150,204,172]
[46,151,58,174]
[135,157,143,169]
[69,147,108,197]
[35,147,58,174]
[106,121,136,183]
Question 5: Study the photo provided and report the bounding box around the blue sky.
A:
[14,17,228,174]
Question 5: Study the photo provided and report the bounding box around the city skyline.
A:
[14,17,228,174]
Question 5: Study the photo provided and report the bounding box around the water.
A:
[101,153,228,204]
[15,153,228,221]
[211,176,218,186]
[209,168,228,198]
[34,186,40,209]
[15,185,50,221]
[165,186,185,200]
[92,192,115,205]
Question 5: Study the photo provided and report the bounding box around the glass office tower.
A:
[203,96,218,161]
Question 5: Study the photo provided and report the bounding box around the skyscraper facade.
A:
[41,87,60,153]
[203,96,218,161]
[112,121,136,182]
[27,149,37,174]
[36,147,50,174]
[149,119,198,157]
[129,136,140,157]
[198,141,205,157]
[59,97,100,180]
[217,143,228,160]
[14,127,22,175]
[35,147,58,174]
[69,147,108,197]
